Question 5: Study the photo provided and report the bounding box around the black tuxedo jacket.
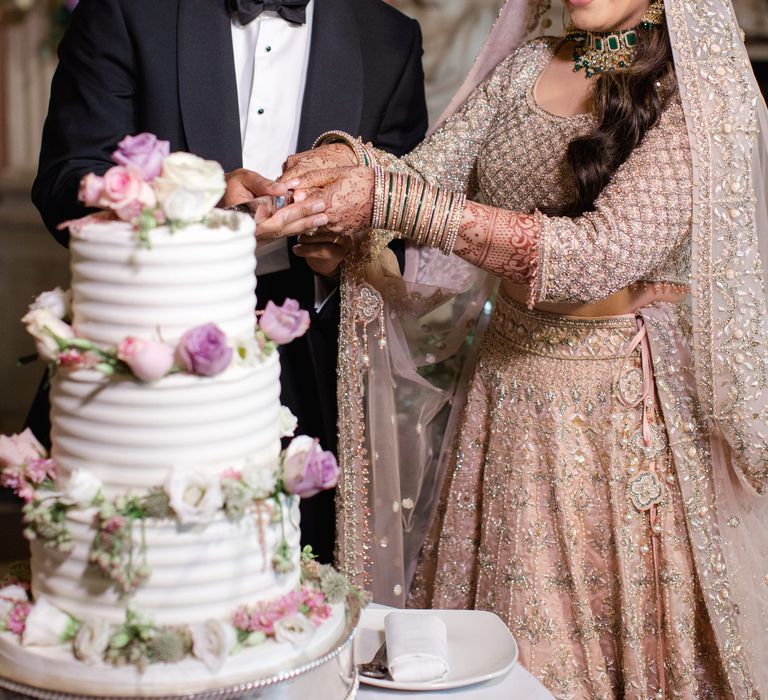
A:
[30,0,428,561]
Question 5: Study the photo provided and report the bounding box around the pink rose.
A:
[58,349,85,369]
[0,430,46,470]
[25,459,57,485]
[258,300,310,345]
[78,166,157,223]
[176,324,233,377]
[117,337,175,382]
[7,602,31,637]
[282,436,339,499]
[112,133,170,181]
[101,166,157,221]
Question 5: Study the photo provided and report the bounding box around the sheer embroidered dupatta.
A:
[336,0,768,694]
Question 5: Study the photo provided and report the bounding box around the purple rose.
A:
[258,299,310,345]
[282,436,339,499]
[177,324,233,377]
[112,133,170,181]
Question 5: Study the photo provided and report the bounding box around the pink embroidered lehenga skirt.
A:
[410,292,730,700]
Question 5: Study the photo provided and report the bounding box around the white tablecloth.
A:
[356,606,554,699]
[357,665,553,699]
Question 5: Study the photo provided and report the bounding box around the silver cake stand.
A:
[0,606,360,700]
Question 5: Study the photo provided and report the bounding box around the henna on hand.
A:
[280,144,357,183]
[297,166,375,236]
[453,200,539,283]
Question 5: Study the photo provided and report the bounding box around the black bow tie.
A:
[228,0,310,26]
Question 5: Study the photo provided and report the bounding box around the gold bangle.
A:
[312,130,369,167]
[372,166,387,230]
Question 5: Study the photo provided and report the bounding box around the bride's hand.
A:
[294,166,374,236]
[280,144,357,183]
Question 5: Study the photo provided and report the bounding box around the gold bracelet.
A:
[372,166,387,230]
[312,130,371,167]
[414,183,436,245]
[440,193,466,256]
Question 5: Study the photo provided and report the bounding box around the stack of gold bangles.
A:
[372,167,466,256]
[312,131,466,257]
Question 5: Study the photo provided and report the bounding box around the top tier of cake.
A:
[70,214,256,347]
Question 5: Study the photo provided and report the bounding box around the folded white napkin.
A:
[384,612,450,684]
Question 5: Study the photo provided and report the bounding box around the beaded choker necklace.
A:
[566,0,664,78]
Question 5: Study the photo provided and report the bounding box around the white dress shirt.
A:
[231,2,314,277]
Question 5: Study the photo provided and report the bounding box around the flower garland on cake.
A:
[0,424,339,593]
[0,550,364,672]
[21,287,309,383]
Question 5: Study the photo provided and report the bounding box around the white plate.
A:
[355,608,518,691]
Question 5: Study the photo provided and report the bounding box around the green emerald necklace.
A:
[566,0,664,78]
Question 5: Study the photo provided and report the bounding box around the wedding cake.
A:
[0,135,357,697]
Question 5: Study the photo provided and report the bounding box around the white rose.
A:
[22,598,75,647]
[0,585,28,618]
[59,469,102,507]
[279,407,298,438]
[73,618,112,665]
[166,469,224,525]
[190,620,237,673]
[153,152,226,223]
[234,337,263,367]
[274,615,315,647]
[241,462,278,500]
[21,308,75,361]
[29,287,72,320]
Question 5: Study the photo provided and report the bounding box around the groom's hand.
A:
[221,168,292,207]
[293,230,349,278]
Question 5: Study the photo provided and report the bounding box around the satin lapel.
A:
[296,0,363,151]
[177,0,242,171]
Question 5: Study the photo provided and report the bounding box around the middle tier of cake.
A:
[50,355,281,494]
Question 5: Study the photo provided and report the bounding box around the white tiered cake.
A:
[0,139,356,697]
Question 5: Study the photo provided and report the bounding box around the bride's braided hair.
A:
[547,24,675,217]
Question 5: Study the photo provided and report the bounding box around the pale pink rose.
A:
[112,133,170,181]
[78,174,105,207]
[282,436,339,499]
[0,429,46,470]
[258,300,310,345]
[97,166,157,222]
[220,468,242,482]
[117,337,175,382]
[22,308,75,361]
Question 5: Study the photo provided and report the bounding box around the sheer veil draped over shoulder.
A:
[335,0,768,695]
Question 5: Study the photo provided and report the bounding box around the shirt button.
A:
[257,108,265,115]
[265,46,272,52]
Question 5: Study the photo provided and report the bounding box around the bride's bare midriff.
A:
[501,280,689,318]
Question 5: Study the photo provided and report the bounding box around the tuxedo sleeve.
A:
[372,18,428,157]
[31,0,136,245]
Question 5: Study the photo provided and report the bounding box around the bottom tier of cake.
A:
[0,599,355,698]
